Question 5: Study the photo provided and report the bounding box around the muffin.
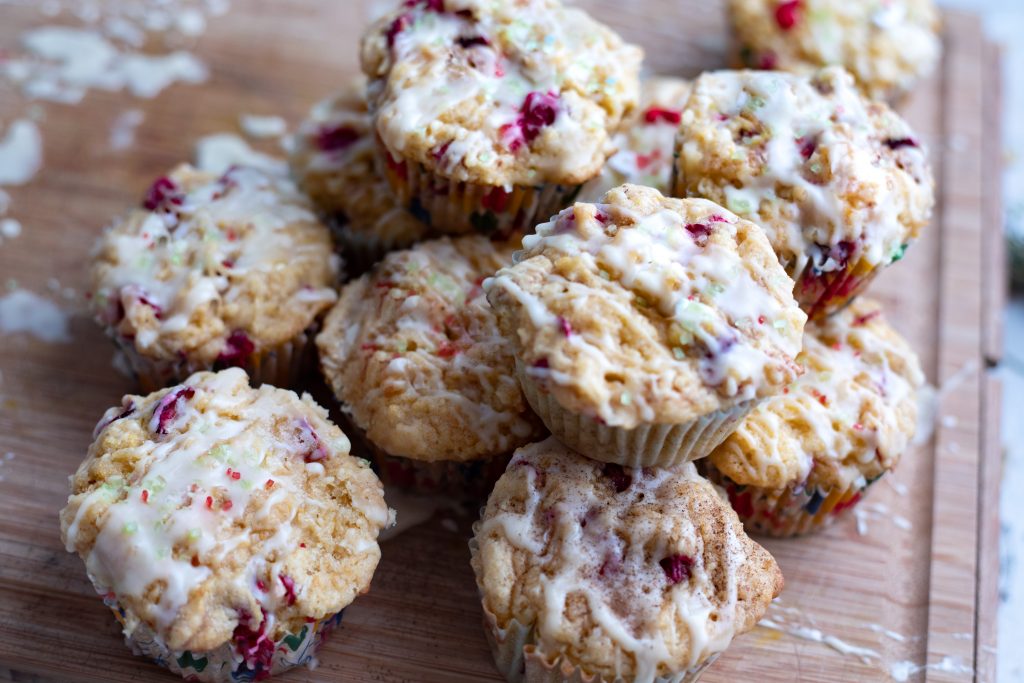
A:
[59,368,391,682]
[471,437,783,683]
[360,0,642,235]
[89,164,340,391]
[672,67,934,319]
[702,298,924,536]
[289,78,432,273]
[728,0,941,102]
[579,77,693,202]
[484,184,806,468]
[317,234,545,499]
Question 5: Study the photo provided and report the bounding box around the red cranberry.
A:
[216,330,255,368]
[797,136,817,159]
[775,0,801,30]
[532,357,550,369]
[295,418,329,463]
[142,176,184,213]
[853,310,881,327]
[759,51,778,70]
[643,107,682,125]
[456,35,489,49]
[884,137,918,150]
[685,221,714,247]
[316,125,359,153]
[557,316,572,337]
[520,91,559,143]
[154,387,196,435]
[279,574,297,606]
[233,608,274,676]
[659,554,694,584]
[603,463,632,493]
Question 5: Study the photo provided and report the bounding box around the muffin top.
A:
[59,368,390,653]
[317,235,544,463]
[676,67,933,283]
[472,437,783,680]
[709,298,923,492]
[90,164,339,365]
[360,0,642,187]
[288,79,431,253]
[579,77,693,202]
[729,0,941,102]
[484,185,806,429]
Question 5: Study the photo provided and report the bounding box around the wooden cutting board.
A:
[0,2,1004,682]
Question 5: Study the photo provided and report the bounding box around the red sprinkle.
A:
[222,500,233,511]
[775,0,801,30]
[558,316,572,337]
[141,490,149,503]
[853,422,864,431]
[643,107,682,125]
[758,315,766,324]
[256,579,267,592]
[265,479,275,490]
[205,496,213,509]
[811,389,829,406]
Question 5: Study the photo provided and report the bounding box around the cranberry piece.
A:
[216,330,255,368]
[659,554,694,584]
[456,35,489,49]
[233,609,275,677]
[603,463,632,493]
[532,357,550,369]
[153,387,196,435]
[499,122,525,152]
[520,91,559,143]
[387,12,413,47]
[482,186,511,212]
[142,176,184,213]
[437,340,460,358]
[316,125,359,153]
[279,574,297,606]
[93,399,136,437]
[884,137,918,150]
[727,486,755,518]
[797,136,817,159]
[759,51,779,70]
[295,418,329,463]
[431,140,452,161]
[853,310,881,327]
[557,316,572,337]
[774,0,801,30]
[643,107,682,125]
[406,0,443,9]
[685,221,714,247]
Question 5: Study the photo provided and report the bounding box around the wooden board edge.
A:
[975,372,1002,683]
[926,10,986,682]
[982,41,1006,366]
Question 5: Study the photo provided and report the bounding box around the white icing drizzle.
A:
[364,0,641,185]
[679,67,932,275]
[63,368,384,646]
[479,441,753,681]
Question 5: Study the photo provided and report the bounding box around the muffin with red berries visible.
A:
[673,67,933,319]
[89,164,339,390]
[702,299,924,536]
[471,437,783,682]
[289,79,432,273]
[60,368,391,682]
[728,0,940,103]
[360,0,642,235]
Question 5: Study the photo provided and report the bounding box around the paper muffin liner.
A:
[702,462,874,537]
[516,361,753,468]
[377,143,583,237]
[104,595,343,682]
[343,417,511,500]
[469,534,720,683]
[793,254,883,321]
[327,209,427,277]
[110,328,317,393]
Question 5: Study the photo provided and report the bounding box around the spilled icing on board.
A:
[239,114,288,139]
[889,656,973,681]
[0,451,14,483]
[0,289,71,343]
[194,133,287,175]
[108,109,144,150]
[852,501,913,536]
[0,120,44,186]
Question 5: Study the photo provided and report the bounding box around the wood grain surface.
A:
[0,2,1003,682]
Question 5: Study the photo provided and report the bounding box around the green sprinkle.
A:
[599,270,611,280]
[209,445,231,462]
[635,295,648,307]
[773,319,789,331]
[706,282,726,297]
[891,243,908,262]
[672,347,686,360]
[396,339,408,354]
[240,479,254,491]
[187,528,202,541]
[122,522,138,535]
[620,392,632,406]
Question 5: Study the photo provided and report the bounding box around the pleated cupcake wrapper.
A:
[516,361,754,468]
[104,595,343,683]
[702,463,869,538]
[377,142,582,237]
[329,213,424,278]
[793,255,882,321]
[343,416,510,500]
[109,328,316,393]
[469,534,719,683]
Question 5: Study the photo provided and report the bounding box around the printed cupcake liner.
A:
[793,255,882,321]
[110,328,317,393]
[377,142,583,237]
[105,595,343,683]
[702,463,873,537]
[469,534,720,683]
[516,361,754,468]
[344,418,511,501]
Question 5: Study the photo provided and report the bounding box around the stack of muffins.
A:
[60,0,937,681]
